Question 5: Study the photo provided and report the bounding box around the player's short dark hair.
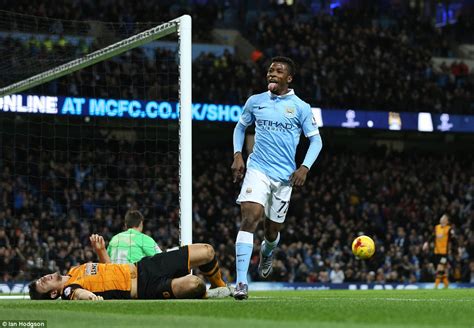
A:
[28,280,58,300]
[125,210,144,228]
[271,56,296,76]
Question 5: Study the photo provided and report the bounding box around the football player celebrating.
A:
[231,56,323,300]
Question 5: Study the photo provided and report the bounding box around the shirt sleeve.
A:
[302,134,323,169]
[61,284,82,300]
[106,237,114,258]
[301,103,320,138]
[143,236,161,256]
[239,96,255,127]
[233,122,247,154]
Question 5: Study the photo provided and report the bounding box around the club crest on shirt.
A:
[246,187,252,194]
[284,107,296,118]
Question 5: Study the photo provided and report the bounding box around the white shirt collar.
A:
[268,89,295,99]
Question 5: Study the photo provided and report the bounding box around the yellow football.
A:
[352,235,375,260]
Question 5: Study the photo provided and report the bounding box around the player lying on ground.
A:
[29,236,231,300]
[90,233,230,295]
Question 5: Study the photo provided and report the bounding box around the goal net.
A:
[0,11,192,296]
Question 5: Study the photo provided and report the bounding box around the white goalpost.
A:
[178,15,193,246]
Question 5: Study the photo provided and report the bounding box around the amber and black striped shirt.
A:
[61,263,132,300]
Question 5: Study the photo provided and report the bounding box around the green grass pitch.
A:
[0,290,473,328]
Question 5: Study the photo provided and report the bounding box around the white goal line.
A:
[0,295,30,300]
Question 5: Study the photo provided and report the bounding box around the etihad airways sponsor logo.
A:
[256,119,294,131]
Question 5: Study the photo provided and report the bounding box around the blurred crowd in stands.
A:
[0,134,472,284]
[0,1,474,114]
[0,2,473,113]
[0,0,219,40]
[245,9,474,114]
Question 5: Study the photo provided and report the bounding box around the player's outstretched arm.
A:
[73,288,104,301]
[90,234,111,263]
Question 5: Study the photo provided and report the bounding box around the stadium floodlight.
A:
[0,10,192,260]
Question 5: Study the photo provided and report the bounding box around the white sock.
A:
[261,232,280,257]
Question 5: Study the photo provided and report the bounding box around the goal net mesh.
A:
[0,11,186,288]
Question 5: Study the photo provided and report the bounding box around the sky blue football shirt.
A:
[239,90,320,182]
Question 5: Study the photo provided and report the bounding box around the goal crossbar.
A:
[0,17,180,97]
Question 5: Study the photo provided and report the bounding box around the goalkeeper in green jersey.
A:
[107,210,162,264]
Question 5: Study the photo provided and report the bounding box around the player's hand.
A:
[231,152,245,183]
[74,288,105,301]
[89,234,106,252]
[88,294,104,301]
[290,165,309,187]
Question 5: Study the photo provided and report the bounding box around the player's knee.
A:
[188,275,202,287]
[266,230,278,241]
[189,276,206,298]
[240,212,260,230]
[266,223,281,239]
[241,203,262,222]
[202,244,215,261]
[241,212,258,224]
